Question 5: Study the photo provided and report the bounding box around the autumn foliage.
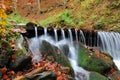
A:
[0,54,71,80]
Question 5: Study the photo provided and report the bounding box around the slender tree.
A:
[63,0,68,8]
[13,0,17,13]
[37,0,41,13]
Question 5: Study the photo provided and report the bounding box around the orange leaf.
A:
[2,74,9,80]
[1,67,7,73]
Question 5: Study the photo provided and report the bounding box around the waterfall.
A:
[61,29,65,39]
[68,29,73,43]
[98,31,120,69]
[44,27,47,37]
[79,30,86,45]
[28,27,41,62]
[54,28,58,42]
[28,27,89,80]
[75,29,78,42]
[68,43,89,80]
[35,27,38,38]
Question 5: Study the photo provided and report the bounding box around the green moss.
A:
[8,12,28,24]
[78,43,114,74]
[90,72,107,80]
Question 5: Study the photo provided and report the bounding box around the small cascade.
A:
[61,29,66,39]
[68,43,89,80]
[35,27,38,38]
[54,28,58,42]
[68,29,73,43]
[98,31,120,69]
[44,27,47,37]
[29,27,41,62]
[75,29,78,42]
[27,27,89,80]
[79,30,86,45]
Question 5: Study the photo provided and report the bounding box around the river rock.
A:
[89,72,108,80]
[40,40,74,77]
[78,43,117,74]
[0,40,12,68]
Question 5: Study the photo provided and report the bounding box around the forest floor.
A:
[11,0,120,31]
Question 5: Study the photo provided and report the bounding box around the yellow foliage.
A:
[0,8,8,37]
[0,8,7,26]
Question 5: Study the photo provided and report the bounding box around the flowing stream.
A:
[27,27,120,80]
[28,27,90,80]
[98,31,120,69]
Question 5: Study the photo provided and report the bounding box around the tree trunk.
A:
[37,0,41,13]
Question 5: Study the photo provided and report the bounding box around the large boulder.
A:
[89,72,108,80]
[40,40,74,77]
[78,43,117,74]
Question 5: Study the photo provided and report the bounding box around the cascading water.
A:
[54,28,58,42]
[68,29,89,80]
[68,29,73,43]
[61,29,65,39]
[44,27,47,37]
[98,31,120,69]
[75,29,78,43]
[28,27,89,80]
[79,30,86,45]
[29,27,42,61]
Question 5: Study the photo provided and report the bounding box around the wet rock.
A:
[78,43,117,74]
[40,40,74,77]
[59,44,69,57]
[22,22,44,38]
[90,72,108,80]
[0,40,12,68]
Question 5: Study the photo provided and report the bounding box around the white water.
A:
[68,29,73,43]
[35,27,38,38]
[75,30,78,43]
[44,27,47,37]
[29,27,42,62]
[54,28,58,42]
[61,29,65,39]
[98,31,120,70]
[79,30,86,45]
[28,28,89,80]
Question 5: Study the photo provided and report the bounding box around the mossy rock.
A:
[40,40,74,77]
[90,72,108,80]
[78,43,116,74]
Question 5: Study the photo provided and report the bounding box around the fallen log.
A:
[14,66,46,80]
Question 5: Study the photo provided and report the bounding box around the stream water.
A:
[28,27,90,80]
[27,27,120,80]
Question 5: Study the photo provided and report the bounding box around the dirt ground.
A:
[17,0,67,22]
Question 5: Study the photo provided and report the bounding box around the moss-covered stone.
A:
[78,43,116,74]
[40,40,74,77]
[90,72,108,80]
